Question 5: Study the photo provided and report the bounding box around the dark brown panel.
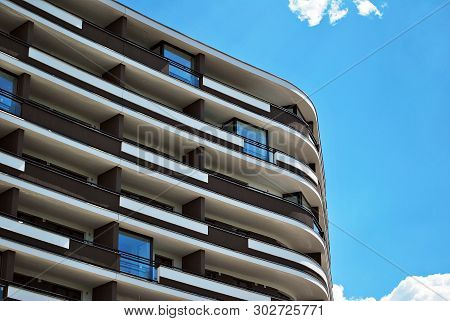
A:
[0,129,24,156]
[105,16,127,38]
[21,103,121,156]
[17,73,31,99]
[102,64,126,87]
[308,252,321,265]
[0,228,118,271]
[0,188,19,217]
[100,114,124,139]
[208,227,248,252]
[0,31,28,59]
[94,222,119,251]
[22,162,119,210]
[98,167,122,193]
[182,250,205,276]
[93,281,117,301]
[182,146,205,170]
[183,99,204,121]
[69,239,119,271]
[207,175,314,228]
[0,250,15,281]
[182,197,205,221]
[10,21,34,44]
[194,53,205,74]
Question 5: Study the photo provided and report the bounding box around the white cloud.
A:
[288,0,384,27]
[352,0,382,17]
[333,273,450,301]
[288,0,330,27]
[332,284,376,301]
[328,0,349,25]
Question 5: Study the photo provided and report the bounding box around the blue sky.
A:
[118,0,450,300]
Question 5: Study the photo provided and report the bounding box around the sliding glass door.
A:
[223,118,272,161]
[0,70,20,115]
[118,230,155,280]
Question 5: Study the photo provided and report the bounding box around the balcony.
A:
[0,210,312,301]
[0,111,324,256]
[0,2,320,156]
[0,40,324,208]
[1,85,315,221]
[0,169,329,299]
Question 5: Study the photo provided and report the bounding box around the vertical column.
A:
[182,250,205,276]
[97,167,122,193]
[194,53,205,74]
[182,197,205,221]
[17,73,31,100]
[102,64,126,87]
[0,188,19,217]
[183,99,204,121]
[0,129,24,156]
[100,114,124,139]
[94,222,119,250]
[105,16,127,38]
[0,250,16,282]
[182,146,205,170]
[92,281,117,301]
[309,252,322,265]
[10,21,34,44]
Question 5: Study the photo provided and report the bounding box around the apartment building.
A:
[0,0,331,301]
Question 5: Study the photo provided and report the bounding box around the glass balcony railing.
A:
[0,89,21,116]
[119,251,157,281]
[168,64,200,87]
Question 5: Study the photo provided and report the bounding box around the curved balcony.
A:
[8,0,319,146]
[0,87,322,220]
[20,151,325,264]
[0,211,327,300]
[0,3,322,170]
[0,146,328,283]
[0,115,324,258]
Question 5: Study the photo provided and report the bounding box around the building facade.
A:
[0,0,331,301]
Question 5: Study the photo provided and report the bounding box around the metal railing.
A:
[0,210,324,300]
[1,29,319,188]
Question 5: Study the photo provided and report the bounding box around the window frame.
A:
[118,229,154,279]
[282,191,312,210]
[0,67,21,116]
[223,117,271,161]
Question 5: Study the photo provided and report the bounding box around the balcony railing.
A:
[0,89,21,116]
[83,19,319,147]
[0,211,304,301]
[8,2,319,149]
[1,30,319,189]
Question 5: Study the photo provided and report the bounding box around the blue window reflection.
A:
[236,121,271,161]
[224,119,271,161]
[0,70,21,116]
[118,230,155,280]
[163,46,199,87]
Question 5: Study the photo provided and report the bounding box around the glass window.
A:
[224,119,271,161]
[283,192,312,211]
[0,70,20,115]
[119,230,154,280]
[0,285,4,301]
[162,45,199,87]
